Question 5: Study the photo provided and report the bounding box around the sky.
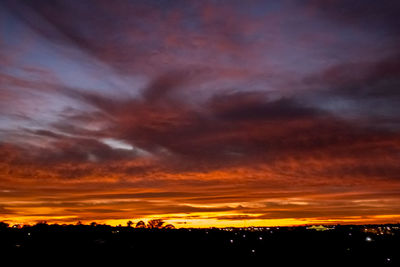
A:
[1,0,400,227]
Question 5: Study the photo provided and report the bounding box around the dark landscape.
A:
[1,222,399,265]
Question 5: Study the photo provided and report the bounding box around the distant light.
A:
[27,233,31,236]
[243,234,246,238]
[348,233,352,236]
[365,237,372,242]
[230,240,233,243]
[386,258,391,262]
[259,236,263,240]
[251,249,255,253]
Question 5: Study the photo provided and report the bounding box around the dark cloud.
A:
[2,0,248,75]
[3,68,400,179]
[305,54,400,96]
[304,0,400,35]
[210,92,324,121]
[60,80,400,173]
[142,70,194,103]
[24,129,64,139]
[301,53,400,132]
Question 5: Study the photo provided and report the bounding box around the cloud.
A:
[303,0,400,35]
[1,0,400,226]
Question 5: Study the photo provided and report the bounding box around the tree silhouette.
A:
[34,221,49,230]
[135,219,174,229]
[135,220,146,228]
[147,219,165,229]
[127,221,133,227]
[163,224,175,229]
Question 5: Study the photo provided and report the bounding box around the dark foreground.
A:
[1,224,399,265]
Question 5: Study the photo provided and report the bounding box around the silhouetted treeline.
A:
[0,223,399,265]
[0,218,175,229]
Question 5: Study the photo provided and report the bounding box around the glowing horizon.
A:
[4,215,400,229]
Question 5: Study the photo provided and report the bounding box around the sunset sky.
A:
[1,0,400,227]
